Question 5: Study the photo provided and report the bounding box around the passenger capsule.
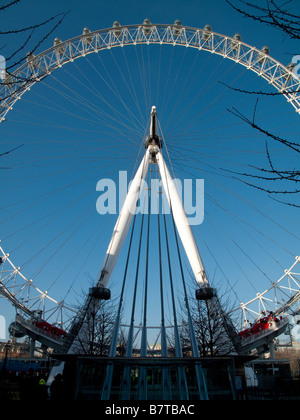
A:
[54,37,64,56]
[143,18,152,36]
[285,62,296,80]
[261,46,270,55]
[54,37,62,47]
[231,33,242,51]
[173,19,182,37]
[233,33,242,42]
[8,322,25,338]
[203,24,212,41]
[26,52,38,70]
[0,256,3,265]
[195,287,216,301]
[287,62,296,72]
[89,286,111,300]
[258,46,270,64]
[113,21,122,38]
[83,27,92,45]
[1,71,12,87]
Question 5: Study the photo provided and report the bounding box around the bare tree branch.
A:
[0,144,23,157]
[223,1,300,206]
[228,105,300,152]
[0,11,66,35]
[0,0,20,12]
[226,0,300,39]
[5,11,69,71]
[225,99,300,206]
[219,81,300,97]
[0,1,68,167]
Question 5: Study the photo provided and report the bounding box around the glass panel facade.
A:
[70,357,236,400]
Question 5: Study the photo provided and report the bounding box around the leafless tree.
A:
[1,0,67,75]
[0,0,67,165]
[226,0,300,39]
[224,0,300,207]
[180,292,237,356]
[0,144,23,168]
[116,327,128,357]
[226,101,300,206]
[73,297,116,356]
[275,346,300,376]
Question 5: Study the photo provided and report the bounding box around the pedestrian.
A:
[50,373,64,400]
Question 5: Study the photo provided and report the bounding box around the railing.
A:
[240,317,289,346]
[16,313,65,345]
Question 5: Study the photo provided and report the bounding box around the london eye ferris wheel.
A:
[0,20,299,381]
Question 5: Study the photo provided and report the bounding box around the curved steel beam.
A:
[1,22,300,123]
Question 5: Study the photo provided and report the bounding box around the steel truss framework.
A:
[1,21,300,123]
[232,256,300,328]
[0,243,77,331]
[0,21,299,355]
[1,245,299,351]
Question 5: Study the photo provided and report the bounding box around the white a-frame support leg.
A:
[98,146,209,292]
[97,148,150,289]
[156,150,208,288]
[100,106,210,400]
[98,106,209,292]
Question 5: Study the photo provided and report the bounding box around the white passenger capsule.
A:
[173,19,182,37]
[83,27,92,45]
[113,21,122,38]
[143,18,152,36]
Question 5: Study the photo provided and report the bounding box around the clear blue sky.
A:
[0,0,299,341]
